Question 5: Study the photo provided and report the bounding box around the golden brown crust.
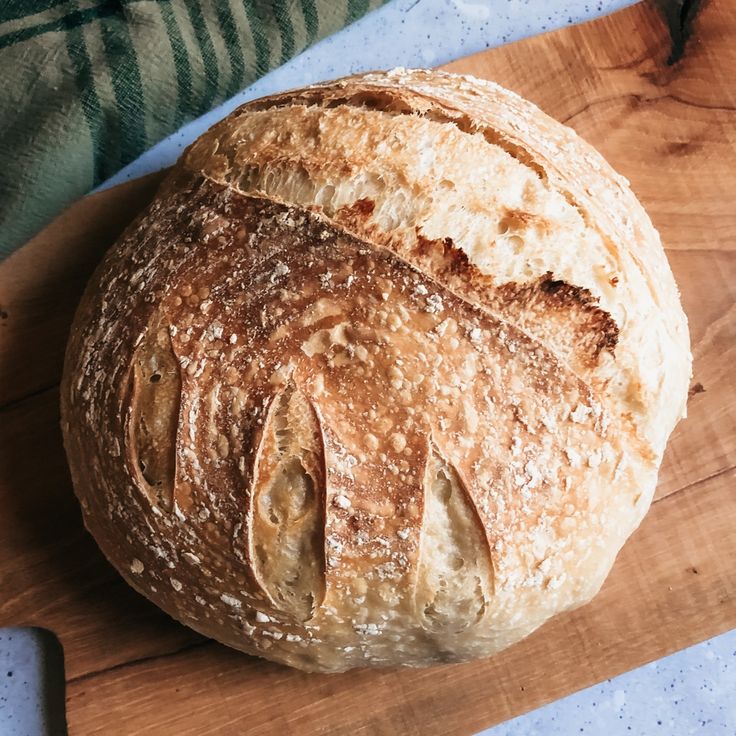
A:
[333,202,620,374]
[61,70,689,673]
[180,69,690,458]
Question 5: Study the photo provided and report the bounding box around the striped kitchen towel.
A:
[0,0,386,259]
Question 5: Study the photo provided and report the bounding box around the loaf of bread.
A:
[61,69,691,673]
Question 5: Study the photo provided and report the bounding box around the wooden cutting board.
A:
[1,1,734,733]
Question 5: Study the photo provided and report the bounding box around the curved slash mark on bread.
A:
[415,443,494,634]
[332,200,619,388]
[247,382,327,622]
[235,74,661,301]
[410,230,619,371]
[126,319,181,512]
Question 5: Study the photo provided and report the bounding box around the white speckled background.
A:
[3,1,735,734]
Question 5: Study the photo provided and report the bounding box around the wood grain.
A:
[0,1,734,733]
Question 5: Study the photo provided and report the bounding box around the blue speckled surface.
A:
[3,1,735,734]
[0,629,65,736]
[480,630,736,735]
[0,629,40,736]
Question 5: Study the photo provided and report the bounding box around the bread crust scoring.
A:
[61,70,690,672]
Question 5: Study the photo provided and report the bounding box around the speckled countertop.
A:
[2,1,735,734]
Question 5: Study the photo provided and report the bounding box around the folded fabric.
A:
[0,0,385,259]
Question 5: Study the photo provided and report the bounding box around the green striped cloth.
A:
[0,0,386,259]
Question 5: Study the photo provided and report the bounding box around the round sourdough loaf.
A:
[61,69,691,672]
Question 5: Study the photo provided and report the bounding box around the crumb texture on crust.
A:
[61,70,690,673]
